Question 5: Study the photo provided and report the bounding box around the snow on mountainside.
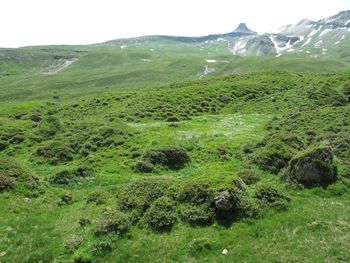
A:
[101,10,350,59]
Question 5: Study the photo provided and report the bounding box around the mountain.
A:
[0,10,350,103]
[101,10,350,58]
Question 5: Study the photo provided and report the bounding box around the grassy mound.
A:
[0,155,44,196]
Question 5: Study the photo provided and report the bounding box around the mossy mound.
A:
[282,144,337,187]
[0,155,44,196]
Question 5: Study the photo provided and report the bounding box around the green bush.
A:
[178,183,214,205]
[255,184,290,210]
[87,189,108,205]
[238,169,261,185]
[50,170,75,184]
[91,235,116,255]
[64,235,83,253]
[35,141,74,164]
[35,116,62,139]
[0,156,43,196]
[143,196,177,232]
[94,211,131,236]
[134,160,154,173]
[180,204,214,226]
[144,147,190,170]
[75,165,94,178]
[118,177,172,212]
[251,139,297,173]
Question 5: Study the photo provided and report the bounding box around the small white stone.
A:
[222,248,229,255]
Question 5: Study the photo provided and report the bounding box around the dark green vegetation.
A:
[1,67,350,262]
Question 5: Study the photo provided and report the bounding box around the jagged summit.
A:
[234,23,255,33]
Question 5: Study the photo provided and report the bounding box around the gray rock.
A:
[283,145,337,187]
[214,190,233,211]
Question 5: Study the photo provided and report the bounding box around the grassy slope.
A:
[1,70,350,262]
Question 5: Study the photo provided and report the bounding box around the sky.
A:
[1,0,350,48]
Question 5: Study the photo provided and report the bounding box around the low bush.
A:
[144,147,190,170]
[64,235,84,253]
[143,196,177,232]
[91,236,116,255]
[134,160,154,173]
[118,177,172,212]
[238,169,261,185]
[180,204,215,226]
[0,156,43,196]
[255,184,290,211]
[35,116,62,139]
[178,183,214,205]
[50,170,75,184]
[35,141,74,164]
[94,211,131,236]
[87,189,108,205]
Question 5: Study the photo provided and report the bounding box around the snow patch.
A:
[199,65,215,78]
[205,59,217,63]
[301,37,312,47]
[120,45,127,49]
[217,38,226,42]
[320,29,332,37]
[307,27,321,38]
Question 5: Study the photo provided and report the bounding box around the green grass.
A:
[1,47,350,263]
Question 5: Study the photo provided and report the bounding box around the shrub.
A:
[143,196,177,232]
[75,165,94,178]
[118,177,171,212]
[0,172,16,190]
[178,183,214,205]
[35,116,62,139]
[255,184,290,211]
[64,235,84,253]
[238,169,261,185]
[0,156,43,196]
[94,211,131,236]
[251,140,296,173]
[87,189,108,205]
[134,160,154,173]
[50,170,75,184]
[91,236,116,255]
[9,134,25,144]
[144,147,190,170]
[180,204,214,226]
[35,141,74,164]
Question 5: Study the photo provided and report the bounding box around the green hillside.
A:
[1,69,350,262]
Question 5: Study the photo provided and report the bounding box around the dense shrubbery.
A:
[238,169,261,185]
[143,147,190,170]
[94,211,131,236]
[87,189,108,205]
[255,184,290,211]
[50,166,94,185]
[143,196,177,232]
[118,177,172,212]
[0,155,43,196]
[180,204,215,226]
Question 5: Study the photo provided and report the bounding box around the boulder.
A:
[214,190,233,211]
[283,145,337,187]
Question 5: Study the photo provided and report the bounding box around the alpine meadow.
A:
[1,6,350,263]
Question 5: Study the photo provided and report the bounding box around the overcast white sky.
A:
[1,0,350,48]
